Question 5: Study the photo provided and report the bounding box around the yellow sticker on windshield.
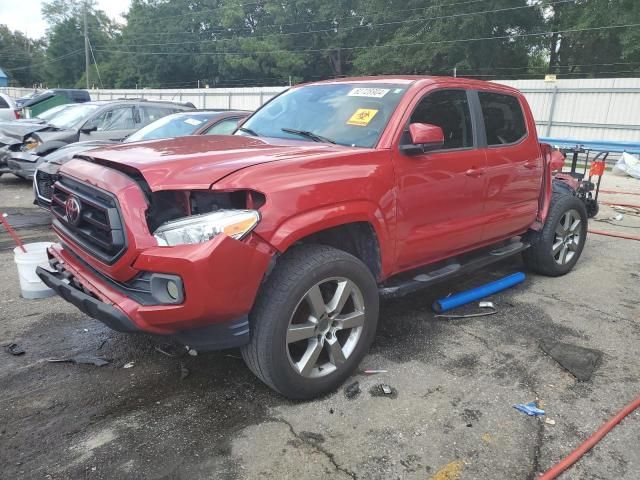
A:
[347,108,378,127]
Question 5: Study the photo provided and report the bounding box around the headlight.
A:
[23,137,41,151]
[153,210,260,246]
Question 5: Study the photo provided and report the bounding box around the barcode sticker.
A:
[347,88,390,98]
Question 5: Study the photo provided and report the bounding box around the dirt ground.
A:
[1,171,639,480]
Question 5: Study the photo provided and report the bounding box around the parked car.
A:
[38,76,588,399]
[14,90,40,109]
[3,99,195,179]
[19,88,91,118]
[0,93,18,121]
[34,110,249,207]
[0,104,85,176]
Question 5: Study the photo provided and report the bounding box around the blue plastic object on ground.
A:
[514,401,545,417]
[432,271,526,313]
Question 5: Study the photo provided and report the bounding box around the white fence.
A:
[1,86,288,111]
[4,78,640,142]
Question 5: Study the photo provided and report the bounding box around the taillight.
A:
[14,110,20,119]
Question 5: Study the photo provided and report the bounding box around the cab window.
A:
[408,90,473,149]
[204,118,241,135]
[478,92,527,145]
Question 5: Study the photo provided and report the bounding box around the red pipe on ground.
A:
[600,190,640,196]
[588,229,640,241]
[539,394,640,479]
[600,201,640,209]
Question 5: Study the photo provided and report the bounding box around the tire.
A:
[241,244,379,399]
[522,193,588,276]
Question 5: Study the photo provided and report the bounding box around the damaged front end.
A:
[41,158,274,350]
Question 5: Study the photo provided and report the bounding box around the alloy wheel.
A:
[552,209,582,265]
[286,277,365,378]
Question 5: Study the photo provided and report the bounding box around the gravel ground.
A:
[0,172,639,480]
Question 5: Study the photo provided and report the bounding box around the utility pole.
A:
[84,1,90,89]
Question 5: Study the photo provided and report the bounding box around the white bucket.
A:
[13,242,56,299]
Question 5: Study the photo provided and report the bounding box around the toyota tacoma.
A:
[37,76,587,399]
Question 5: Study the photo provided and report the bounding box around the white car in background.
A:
[0,93,18,121]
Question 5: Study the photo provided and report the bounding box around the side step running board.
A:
[379,240,529,299]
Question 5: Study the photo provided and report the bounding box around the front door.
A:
[392,89,487,271]
[80,106,137,141]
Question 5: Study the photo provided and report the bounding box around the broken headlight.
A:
[153,210,260,246]
[23,136,41,151]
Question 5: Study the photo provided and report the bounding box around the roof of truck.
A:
[301,75,522,95]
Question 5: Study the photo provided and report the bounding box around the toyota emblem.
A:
[65,196,82,225]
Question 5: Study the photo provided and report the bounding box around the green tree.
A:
[0,25,46,87]
[42,0,116,87]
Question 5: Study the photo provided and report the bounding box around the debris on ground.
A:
[187,347,198,357]
[180,363,190,380]
[344,381,361,399]
[47,354,109,367]
[429,460,464,480]
[6,343,25,356]
[545,418,556,425]
[154,345,182,357]
[362,369,388,375]
[513,401,545,417]
[123,361,135,369]
[435,301,498,319]
[539,340,603,381]
[369,384,398,398]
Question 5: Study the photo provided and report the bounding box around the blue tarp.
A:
[539,137,640,155]
[0,67,7,87]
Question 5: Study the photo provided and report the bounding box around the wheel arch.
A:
[265,202,391,281]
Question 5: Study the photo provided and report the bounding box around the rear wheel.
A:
[523,193,588,276]
[241,245,379,399]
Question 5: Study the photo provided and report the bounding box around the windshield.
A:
[49,104,101,130]
[125,112,217,142]
[237,83,408,148]
[36,104,74,121]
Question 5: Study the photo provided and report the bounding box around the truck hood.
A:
[78,135,352,191]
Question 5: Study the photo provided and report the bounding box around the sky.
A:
[0,0,132,39]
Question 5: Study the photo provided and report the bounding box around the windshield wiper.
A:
[281,128,336,144]
[238,126,260,137]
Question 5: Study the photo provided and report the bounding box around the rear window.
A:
[479,92,527,146]
[0,97,9,108]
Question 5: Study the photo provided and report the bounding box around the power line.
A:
[3,49,84,72]
[116,0,569,49]
[97,23,640,58]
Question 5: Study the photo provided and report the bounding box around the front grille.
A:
[35,170,57,203]
[51,175,126,265]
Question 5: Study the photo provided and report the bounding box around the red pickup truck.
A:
[38,76,587,399]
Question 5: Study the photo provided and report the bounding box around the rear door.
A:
[391,88,487,271]
[477,91,542,242]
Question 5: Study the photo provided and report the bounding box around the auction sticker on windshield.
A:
[184,118,203,126]
[347,108,378,126]
[347,88,389,98]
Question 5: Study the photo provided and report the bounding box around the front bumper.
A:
[7,151,41,178]
[40,237,273,350]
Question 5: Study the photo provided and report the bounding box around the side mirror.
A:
[80,125,97,134]
[400,123,445,155]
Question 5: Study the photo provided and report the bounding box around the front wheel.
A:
[241,245,379,399]
[523,193,588,276]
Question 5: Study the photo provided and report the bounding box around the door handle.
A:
[524,161,537,169]
[465,168,484,177]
